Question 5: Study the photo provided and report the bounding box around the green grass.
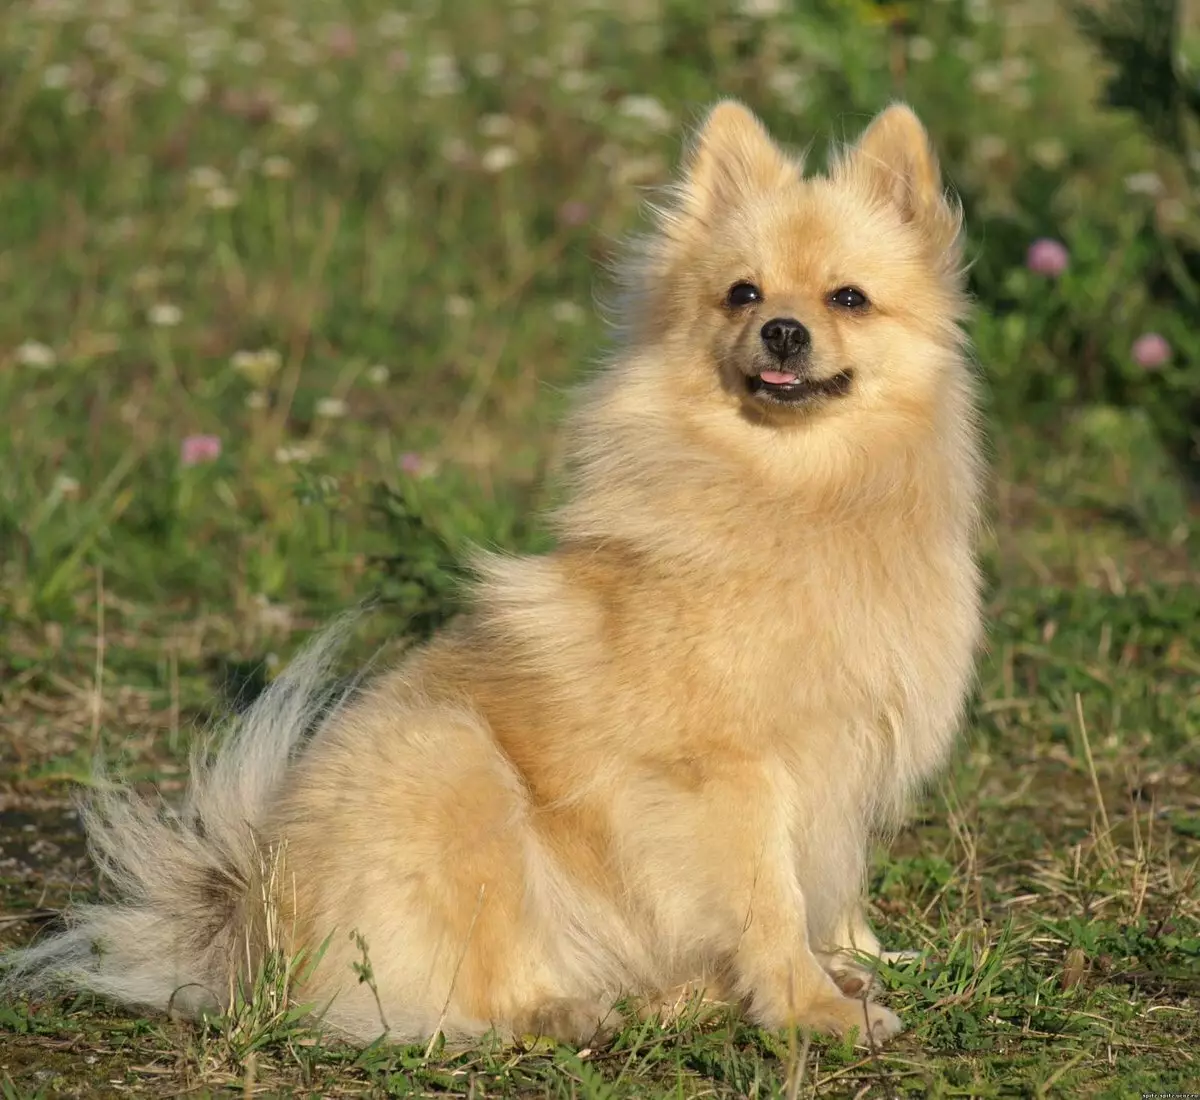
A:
[1,0,1198,1096]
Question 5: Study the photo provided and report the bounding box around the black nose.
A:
[760,317,811,361]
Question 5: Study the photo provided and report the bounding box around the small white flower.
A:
[85,23,114,51]
[231,348,282,385]
[377,12,410,37]
[737,0,783,16]
[441,137,472,166]
[445,295,475,318]
[16,340,57,369]
[1030,139,1067,170]
[315,396,348,418]
[559,69,594,94]
[53,473,81,498]
[148,303,182,327]
[274,442,320,464]
[206,186,240,210]
[366,364,390,384]
[179,74,208,104]
[42,64,72,90]
[551,301,586,325]
[1124,171,1165,197]
[131,266,161,292]
[1001,56,1032,81]
[262,154,294,178]
[288,40,318,67]
[973,135,1008,162]
[245,390,269,410]
[188,165,225,190]
[481,144,519,173]
[618,94,673,132]
[971,66,1005,95]
[907,36,936,62]
[236,39,266,66]
[478,113,515,139]
[473,53,503,78]
[423,53,464,97]
[139,61,168,88]
[277,102,319,131]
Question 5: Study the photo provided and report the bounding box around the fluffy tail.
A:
[1,616,359,1018]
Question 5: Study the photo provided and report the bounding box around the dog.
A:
[3,99,983,1049]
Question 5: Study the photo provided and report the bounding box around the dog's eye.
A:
[830,286,869,310]
[726,282,762,308]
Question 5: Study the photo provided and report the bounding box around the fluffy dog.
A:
[4,100,983,1048]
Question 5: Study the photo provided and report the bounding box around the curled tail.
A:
[1,616,359,1018]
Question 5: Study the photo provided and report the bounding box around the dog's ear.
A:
[840,103,962,265]
[676,100,799,225]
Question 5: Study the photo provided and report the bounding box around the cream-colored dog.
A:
[4,100,983,1049]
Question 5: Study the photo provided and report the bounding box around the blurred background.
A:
[0,1,1198,1095]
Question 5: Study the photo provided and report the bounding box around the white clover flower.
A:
[53,473,81,498]
[188,165,225,191]
[618,94,673,132]
[551,301,586,325]
[377,12,410,38]
[737,0,784,16]
[206,187,239,210]
[908,36,936,62]
[440,137,472,166]
[245,390,269,410]
[970,66,1005,95]
[423,53,464,97]
[1030,139,1067,170]
[231,348,282,386]
[42,64,72,90]
[478,113,515,139]
[559,69,594,94]
[262,155,294,178]
[315,396,348,418]
[973,135,1008,162]
[1124,171,1165,197]
[236,39,266,66]
[148,303,182,327]
[481,145,519,173]
[179,74,208,104]
[278,102,319,130]
[274,442,320,464]
[445,295,475,318]
[16,340,57,369]
[473,53,503,78]
[366,364,390,384]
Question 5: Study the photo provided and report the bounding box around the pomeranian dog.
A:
[4,100,983,1048]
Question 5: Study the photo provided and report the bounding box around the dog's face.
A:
[624,102,970,444]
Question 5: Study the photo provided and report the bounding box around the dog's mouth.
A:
[746,368,855,405]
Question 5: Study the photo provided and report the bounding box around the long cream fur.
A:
[3,100,983,1048]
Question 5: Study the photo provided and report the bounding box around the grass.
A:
[1,0,1198,1095]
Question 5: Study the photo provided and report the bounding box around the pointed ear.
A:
[676,100,798,223]
[840,103,962,263]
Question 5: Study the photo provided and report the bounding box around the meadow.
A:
[1,0,1198,1096]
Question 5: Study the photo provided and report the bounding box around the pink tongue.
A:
[759,370,800,385]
